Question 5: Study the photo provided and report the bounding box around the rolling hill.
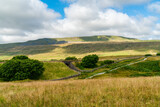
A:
[56,35,138,42]
[0,35,159,60]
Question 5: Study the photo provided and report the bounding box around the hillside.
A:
[0,35,160,60]
[56,35,138,42]
[0,38,66,56]
[0,35,138,56]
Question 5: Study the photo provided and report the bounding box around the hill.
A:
[0,38,66,56]
[0,35,138,57]
[56,35,138,42]
[0,35,160,60]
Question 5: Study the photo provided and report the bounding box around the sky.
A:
[0,0,160,43]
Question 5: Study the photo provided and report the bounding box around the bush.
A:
[81,54,99,68]
[12,55,29,60]
[100,60,114,66]
[156,53,160,56]
[0,55,44,81]
[65,56,78,61]
[145,54,152,57]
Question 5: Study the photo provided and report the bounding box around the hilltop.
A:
[56,35,138,42]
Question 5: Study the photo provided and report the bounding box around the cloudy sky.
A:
[0,0,160,43]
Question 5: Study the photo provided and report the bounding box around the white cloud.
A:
[0,0,160,43]
[148,2,160,13]
[0,0,60,43]
[53,7,158,39]
[62,0,150,8]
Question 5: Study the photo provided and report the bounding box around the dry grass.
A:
[0,77,160,106]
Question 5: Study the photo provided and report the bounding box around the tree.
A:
[0,55,44,81]
[145,54,152,57]
[65,56,78,61]
[156,53,160,56]
[81,54,99,68]
[100,60,114,66]
[12,55,29,60]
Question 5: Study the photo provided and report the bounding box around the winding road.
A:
[0,56,149,81]
[85,57,148,79]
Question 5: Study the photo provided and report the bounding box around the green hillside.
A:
[0,35,160,60]
[56,35,138,42]
[0,35,138,56]
[64,41,160,54]
[94,59,160,79]
[0,38,65,55]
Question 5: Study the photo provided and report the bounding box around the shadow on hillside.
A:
[0,45,58,55]
[80,36,109,41]
[63,42,160,54]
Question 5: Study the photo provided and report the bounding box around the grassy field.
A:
[0,77,160,106]
[87,56,160,79]
[40,62,77,80]
[78,58,144,79]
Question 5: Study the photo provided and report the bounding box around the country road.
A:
[86,57,148,79]
[0,56,148,81]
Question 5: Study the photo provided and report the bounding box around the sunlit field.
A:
[0,77,160,106]
[41,62,77,80]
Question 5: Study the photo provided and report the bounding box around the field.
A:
[41,62,77,80]
[0,77,160,106]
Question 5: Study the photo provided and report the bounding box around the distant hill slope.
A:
[1,35,160,60]
[0,35,138,56]
[56,35,138,42]
[0,38,66,55]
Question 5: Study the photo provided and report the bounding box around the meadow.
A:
[41,62,77,80]
[0,77,160,106]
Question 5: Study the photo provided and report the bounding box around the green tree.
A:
[100,60,114,66]
[81,54,99,68]
[12,55,29,60]
[0,56,44,81]
[145,54,152,57]
[156,53,160,56]
[65,56,78,61]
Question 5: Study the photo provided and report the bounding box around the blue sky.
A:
[41,0,159,18]
[0,0,160,43]
[41,0,69,18]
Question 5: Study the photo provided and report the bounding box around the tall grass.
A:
[0,77,160,106]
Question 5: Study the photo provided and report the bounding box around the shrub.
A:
[65,56,78,61]
[156,53,160,56]
[145,54,152,57]
[12,55,29,60]
[100,60,114,66]
[81,54,99,68]
[0,56,44,81]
